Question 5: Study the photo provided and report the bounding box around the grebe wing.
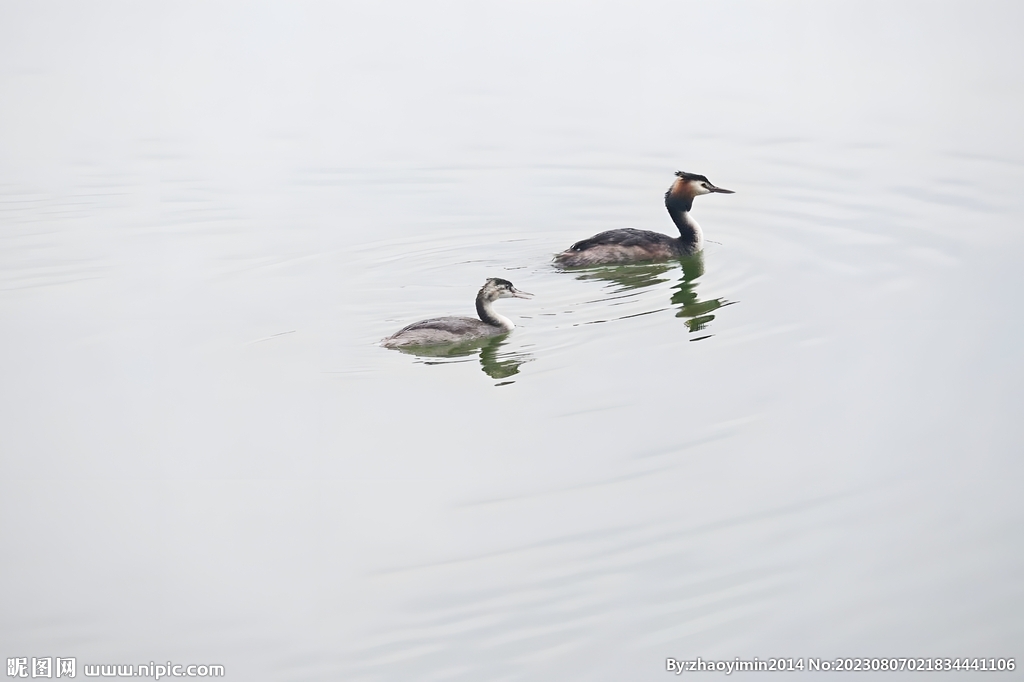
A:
[393,316,485,335]
[568,228,671,251]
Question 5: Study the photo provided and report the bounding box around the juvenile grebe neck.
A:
[476,293,514,330]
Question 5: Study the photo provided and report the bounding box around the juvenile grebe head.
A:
[670,170,735,198]
[481,278,534,301]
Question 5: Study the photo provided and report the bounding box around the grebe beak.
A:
[707,183,734,194]
[511,287,534,299]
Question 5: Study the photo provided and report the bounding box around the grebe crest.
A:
[381,278,533,348]
[554,171,734,267]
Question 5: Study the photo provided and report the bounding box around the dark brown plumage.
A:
[554,171,733,267]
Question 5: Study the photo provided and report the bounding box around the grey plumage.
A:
[381,278,533,348]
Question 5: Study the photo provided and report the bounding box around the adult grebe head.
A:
[667,171,735,201]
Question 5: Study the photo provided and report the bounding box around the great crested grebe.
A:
[381,278,533,348]
[554,171,734,267]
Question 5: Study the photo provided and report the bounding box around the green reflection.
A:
[573,261,676,292]
[387,334,532,382]
[668,254,734,335]
[569,252,734,337]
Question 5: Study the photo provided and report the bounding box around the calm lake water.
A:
[2,2,1022,680]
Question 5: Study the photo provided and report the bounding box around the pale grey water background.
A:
[2,2,1023,680]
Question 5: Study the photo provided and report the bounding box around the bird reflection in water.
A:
[388,335,533,385]
[572,252,734,340]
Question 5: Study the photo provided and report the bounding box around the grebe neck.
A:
[666,194,704,251]
[476,296,514,331]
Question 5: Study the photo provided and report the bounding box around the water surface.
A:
[1,2,1022,680]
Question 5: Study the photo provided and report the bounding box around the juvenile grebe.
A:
[554,171,734,267]
[381,278,533,348]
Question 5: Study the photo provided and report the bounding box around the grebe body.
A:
[554,171,733,267]
[381,278,533,348]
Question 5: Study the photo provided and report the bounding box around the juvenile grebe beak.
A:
[510,287,534,299]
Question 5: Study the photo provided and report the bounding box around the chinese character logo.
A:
[55,659,75,679]
[6,658,73,679]
[31,658,52,678]
[7,659,28,678]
